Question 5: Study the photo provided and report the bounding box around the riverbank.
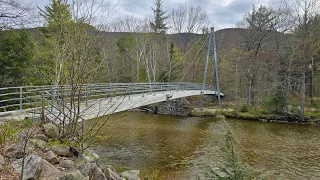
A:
[0,120,141,180]
[189,107,320,125]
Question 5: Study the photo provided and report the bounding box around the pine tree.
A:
[150,0,168,33]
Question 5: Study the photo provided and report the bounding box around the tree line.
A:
[0,0,320,120]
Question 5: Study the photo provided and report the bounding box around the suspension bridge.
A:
[0,82,224,123]
[0,27,223,124]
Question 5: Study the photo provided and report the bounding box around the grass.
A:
[0,119,33,147]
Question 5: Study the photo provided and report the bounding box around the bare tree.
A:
[169,4,187,33]
[281,0,320,120]
[237,5,283,105]
[169,5,209,34]
[0,0,34,30]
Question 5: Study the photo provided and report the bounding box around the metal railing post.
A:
[51,88,54,112]
[82,118,84,153]
[85,85,88,106]
[128,86,131,100]
[41,92,45,124]
[19,87,22,111]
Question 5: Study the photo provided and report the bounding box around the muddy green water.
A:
[90,112,320,179]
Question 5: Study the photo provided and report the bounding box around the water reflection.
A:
[90,112,320,179]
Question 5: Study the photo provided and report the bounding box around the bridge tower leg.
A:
[212,27,222,108]
[200,28,213,108]
[201,27,222,109]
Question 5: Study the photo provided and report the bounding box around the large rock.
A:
[46,151,59,164]
[51,145,72,157]
[39,159,60,177]
[120,170,140,180]
[76,163,96,177]
[30,138,47,149]
[34,134,48,142]
[43,123,59,138]
[43,169,87,180]
[59,159,74,169]
[11,155,59,180]
[88,166,107,180]
[0,154,5,165]
[102,167,124,180]
[76,163,108,180]
[4,144,34,159]
[83,149,100,163]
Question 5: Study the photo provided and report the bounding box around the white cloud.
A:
[30,0,276,29]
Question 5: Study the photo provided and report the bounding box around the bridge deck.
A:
[79,90,221,120]
[0,90,222,122]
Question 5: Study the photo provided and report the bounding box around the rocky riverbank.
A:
[189,108,320,125]
[0,122,141,180]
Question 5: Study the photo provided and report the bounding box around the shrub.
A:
[204,125,255,179]
[265,89,287,114]
[240,104,248,113]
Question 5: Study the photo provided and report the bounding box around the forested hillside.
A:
[1,0,320,120]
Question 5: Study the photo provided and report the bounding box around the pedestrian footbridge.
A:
[0,83,224,122]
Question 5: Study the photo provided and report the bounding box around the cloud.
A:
[32,0,274,29]
[117,0,272,29]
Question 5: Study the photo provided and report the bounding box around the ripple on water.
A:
[90,113,320,179]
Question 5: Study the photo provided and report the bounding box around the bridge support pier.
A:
[141,98,190,116]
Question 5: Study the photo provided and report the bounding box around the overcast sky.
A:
[32,0,277,30]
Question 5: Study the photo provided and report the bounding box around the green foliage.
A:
[205,127,254,180]
[157,71,169,82]
[150,0,168,33]
[39,0,72,31]
[0,30,34,87]
[246,5,277,31]
[117,34,136,54]
[138,67,148,82]
[0,120,32,147]
[167,42,183,81]
[265,89,287,114]
[239,104,248,113]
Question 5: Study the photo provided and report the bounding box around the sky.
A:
[31,0,277,30]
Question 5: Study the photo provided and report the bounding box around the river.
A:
[90,112,320,179]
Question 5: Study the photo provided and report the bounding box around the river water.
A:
[90,112,320,179]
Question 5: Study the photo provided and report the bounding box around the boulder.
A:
[12,155,59,180]
[216,115,226,120]
[43,169,87,180]
[0,164,2,171]
[39,159,60,178]
[46,151,59,164]
[15,130,28,140]
[43,123,59,138]
[83,149,100,163]
[120,170,140,180]
[59,159,74,169]
[51,145,71,157]
[103,167,124,180]
[34,134,48,142]
[12,155,41,180]
[0,154,5,165]
[76,163,97,177]
[4,144,34,159]
[88,166,107,180]
[30,138,47,149]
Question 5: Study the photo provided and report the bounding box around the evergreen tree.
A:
[150,0,168,33]
[0,30,34,87]
[39,0,72,30]
[37,0,72,85]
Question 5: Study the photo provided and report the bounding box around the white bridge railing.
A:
[0,82,216,112]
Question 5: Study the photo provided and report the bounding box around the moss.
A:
[237,112,259,120]
[305,111,320,120]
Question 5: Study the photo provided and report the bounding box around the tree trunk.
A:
[300,71,306,120]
